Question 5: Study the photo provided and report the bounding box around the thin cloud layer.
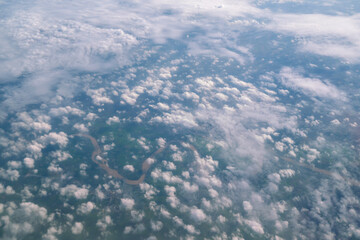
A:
[279,66,346,100]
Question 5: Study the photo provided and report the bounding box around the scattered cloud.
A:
[278,67,346,100]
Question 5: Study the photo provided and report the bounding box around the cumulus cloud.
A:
[49,106,84,116]
[71,222,83,235]
[60,184,89,199]
[151,109,198,128]
[190,207,207,223]
[23,157,35,168]
[139,183,159,200]
[96,215,113,231]
[106,116,120,125]
[1,202,48,239]
[73,123,88,133]
[121,198,135,210]
[39,132,69,148]
[77,202,96,215]
[0,168,20,181]
[123,165,135,172]
[0,1,359,239]
[151,220,163,231]
[11,112,52,133]
[244,219,264,234]
[164,185,180,208]
[87,88,114,106]
[182,182,199,193]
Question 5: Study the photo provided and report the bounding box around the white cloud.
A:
[84,113,98,121]
[266,13,360,62]
[123,165,135,172]
[48,163,63,173]
[183,91,200,102]
[50,150,72,162]
[96,216,113,231]
[163,161,176,170]
[106,116,120,125]
[23,157,35,168]
[151,220,163,231]
[121,198,135,210]
[43,226,62,240]
[278,67,346,100]
[244,219,264,234]
[157,138,166,148]
[137,137,150,151]
[60,184,89,199]
[243,201,253,212]
[164,185,180,208]
[331,119,341,125]
[11,112,51,133]
[71,222,83,235]
[49,106,84,116]
[1,202,48,239]
[87,88,114,106]
[39,132,69,148]
[73,123,88,133]
[183,182,199,193]
[5,186,16,195]
[7,161,22,169]
[156,102,170,111]
[151,109,198,128]
[139,183,159,200]
[190,207,207,223]
[279,169,295,178]
[121,88,140,105]
[215,92,229,101]
[0,168,20,181]
[77,202,96,215]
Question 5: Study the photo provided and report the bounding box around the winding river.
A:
[75,133,360,187]
[75,134,195,185]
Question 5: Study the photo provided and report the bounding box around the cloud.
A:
[106,116,120,125]
[121,198,135,210]
[151,109,198,128]
[190,207,207,223]
[139,183,159,200]
[77,202,96,215]
[0,168,20,181]
[164,185,180,208]
[1,1,359,239]
[0,0,261,120]
[278,169,295,178]
[244,219,264,234]
[7,161,22,169]
[278,67,346,100]
[23,157,35,168]
[60,184,89,199]
[243,201,253,213]
[266,13,360,62]
[39,132,69,148]
[49,106,84,117]
[11,112,51,133]
[96,216,113,231]
[50,150,72,162]
[123,165,135,172]
[87,88,114,106]
[71,222,83,235]
[1,202,48,239]
[151,220,163,231]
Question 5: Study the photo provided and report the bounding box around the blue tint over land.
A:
[0,0,360,239]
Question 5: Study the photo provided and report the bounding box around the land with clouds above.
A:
[0,0,360,239]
